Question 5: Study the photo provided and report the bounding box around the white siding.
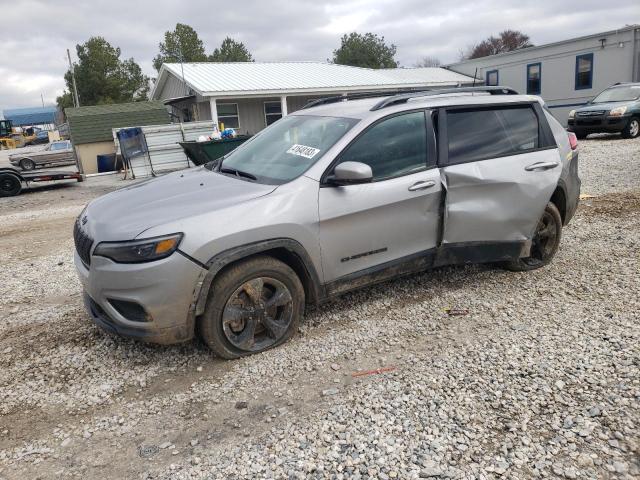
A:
[157,74,189,99]
[448,27,639,124]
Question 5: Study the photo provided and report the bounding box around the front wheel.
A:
[504,202,562,272]
[199,256,304,359]
[622,117,639,139]
[20,158,36,171]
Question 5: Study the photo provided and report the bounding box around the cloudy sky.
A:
[1,0,637,112]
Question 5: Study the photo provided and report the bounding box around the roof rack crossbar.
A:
[369,86,520,111]
[301,88,441,110]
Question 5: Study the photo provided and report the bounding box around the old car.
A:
[9,140,75,171]
[74,87,580,358]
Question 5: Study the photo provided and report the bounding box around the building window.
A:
[526,63,541,95]
[575,53,593,90]
[486,70,499,86]
[218,103,240,129]
[264,101,282,126]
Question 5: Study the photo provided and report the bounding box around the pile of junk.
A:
[181,126,250,167]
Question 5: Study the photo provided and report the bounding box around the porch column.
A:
[280,95,288,116]
[209,98,219,127]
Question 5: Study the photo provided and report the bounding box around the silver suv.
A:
[74,87,580,359]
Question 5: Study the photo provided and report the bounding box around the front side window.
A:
[486,70,499,86]
[219,114,358,185]
[218,103,239,129]
[50,142,67,151]
[446,106,539,165]
[336,111,427,181]
[527,63,541,95]
[264,102,282,126]
[575,54,593,90]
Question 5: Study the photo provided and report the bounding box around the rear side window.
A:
[337,111,427,180]
[446,106,539,165]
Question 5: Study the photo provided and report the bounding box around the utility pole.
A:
[67,48,80,107]
[41,93,45,108]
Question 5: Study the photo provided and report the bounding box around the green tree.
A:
[56,37,149,108]
[153,23,208,71]
[209,37,253,62]
[332,32,398,69]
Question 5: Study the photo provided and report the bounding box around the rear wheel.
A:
[0,173,22,197]
[504,202,562,272]
[199,256,304,359]
[622,117,639,139]
[19,158,36,171]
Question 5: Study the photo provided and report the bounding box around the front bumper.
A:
[567,114,630,134]
[75,250,207,345]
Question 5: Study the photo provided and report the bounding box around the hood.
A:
[84,167,277,241]
[577,101,630,113]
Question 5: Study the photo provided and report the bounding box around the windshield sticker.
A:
[287,144,320,159]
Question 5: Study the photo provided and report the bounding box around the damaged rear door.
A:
[437,103,561,262]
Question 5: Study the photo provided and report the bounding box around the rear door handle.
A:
[408,180,436,191]
[525,161,559,172]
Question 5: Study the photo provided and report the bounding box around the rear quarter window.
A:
[445,106,541,165]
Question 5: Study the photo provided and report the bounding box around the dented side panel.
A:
[441,149,562,245]
[318,168,442,282]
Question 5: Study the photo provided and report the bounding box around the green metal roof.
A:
[66,101,169,144]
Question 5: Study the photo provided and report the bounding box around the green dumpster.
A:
[180,136,251,166]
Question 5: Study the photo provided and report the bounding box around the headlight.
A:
[568,110,576,118]
[93,233,183,263]
[609,106,627,117]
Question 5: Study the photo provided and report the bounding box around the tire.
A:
[504,202,562,272]
[19,158,36,171]
[621,117,640,139]
[199,255,305,359]
[0,173,22,197]
[575,132,588,140]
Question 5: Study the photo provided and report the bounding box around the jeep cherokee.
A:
[74,87,580,358]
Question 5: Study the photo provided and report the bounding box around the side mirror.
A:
[329,161,373,186]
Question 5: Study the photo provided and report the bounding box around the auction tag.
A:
[287,144,320,159]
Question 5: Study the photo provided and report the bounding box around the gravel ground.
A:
[0,136,638,479]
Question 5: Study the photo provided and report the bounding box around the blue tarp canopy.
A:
[2,106,57,126]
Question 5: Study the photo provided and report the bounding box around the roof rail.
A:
[302,88,438,110]
[369,86,519,111]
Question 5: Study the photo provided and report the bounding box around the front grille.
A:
[576,119,602,126]
[577,110,605,117]
[73,217,94,266]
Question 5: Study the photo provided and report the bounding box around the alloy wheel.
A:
[221,277,294,353]
[630,119,639,138]
[523,210,559,267]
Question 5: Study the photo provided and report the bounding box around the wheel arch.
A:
[193,238,324,318]
[550,183,567,225]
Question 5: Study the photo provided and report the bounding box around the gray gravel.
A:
[0,135,638,479]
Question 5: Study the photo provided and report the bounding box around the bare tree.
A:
[414,56,442,67]
[464,30,533,60]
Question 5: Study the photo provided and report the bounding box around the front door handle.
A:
[408,180,436,191]
[525,161,559,172]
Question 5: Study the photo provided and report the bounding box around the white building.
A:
[446,25,640,124]
[150,62,475,134]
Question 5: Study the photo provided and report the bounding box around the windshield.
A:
[218,114,359,184]
[592,86,640,103]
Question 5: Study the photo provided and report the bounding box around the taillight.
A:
[567,132,578,151]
